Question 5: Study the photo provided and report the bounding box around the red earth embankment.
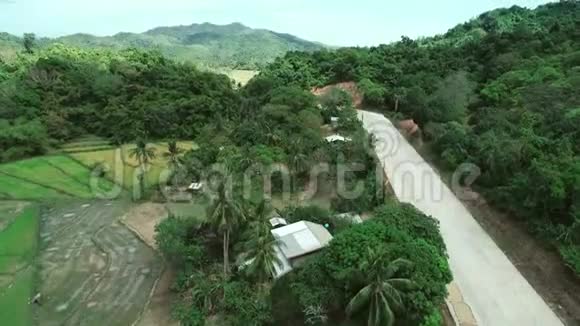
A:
[312,81,363,108]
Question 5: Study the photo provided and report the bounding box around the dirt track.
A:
[359,110,563,326]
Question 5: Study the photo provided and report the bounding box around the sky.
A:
[0,0,553,46]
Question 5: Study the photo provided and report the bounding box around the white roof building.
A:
[269,217,288,228]
[325,134,352,143]
[270,221,333,278]
[187,182,203,191]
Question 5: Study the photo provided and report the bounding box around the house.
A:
[187,182,203,192]
[270,221,333,278]
[325,134,352,143]
[269,217,288,228]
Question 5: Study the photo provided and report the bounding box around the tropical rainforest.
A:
[257,1,580,275]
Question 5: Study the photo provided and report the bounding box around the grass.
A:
[0,174,72,200]
[0,269,35,326]
[0,201,28,231]
[226,69,259,86]
[166,201,207,220]
[72,141,196,191]
[0,156,117,199]
[0,206,38,255]
[0,204,39,326]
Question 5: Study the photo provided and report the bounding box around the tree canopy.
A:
[256,1,580,275]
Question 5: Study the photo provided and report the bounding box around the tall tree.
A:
[163,140,185,184]
[346,249,414,326]
[129,139,157,198]
[23,33,36,54]
[207,180,246,277]
[240,200,282,284]
[287,139,310,192]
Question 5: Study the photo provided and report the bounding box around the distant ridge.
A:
[0,22,326,69]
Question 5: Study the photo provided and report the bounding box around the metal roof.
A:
[271,221,333,259]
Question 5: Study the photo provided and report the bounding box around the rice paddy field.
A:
[71,141,196,192]
[0,203,40,326]
[0,136,336,326]
[0,155,118,201]
[0,138,195,325]
[35,200,163,326]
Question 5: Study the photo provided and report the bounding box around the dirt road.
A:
[358,110,563,326]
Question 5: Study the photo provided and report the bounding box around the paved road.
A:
[358,110,563,326]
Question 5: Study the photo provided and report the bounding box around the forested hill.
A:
[0,22,325,69]
[252,1,580,274]
[0,46,241,160]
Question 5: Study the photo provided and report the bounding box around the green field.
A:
[225,69,259,86]
[72,141,196,192]
[0,155,118,200]
[0,204,39,326]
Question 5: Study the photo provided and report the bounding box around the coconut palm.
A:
[163,140,184,169]
[163,140,185,185]
[129,139,156,198]
[241,227,282,283]
[207,180,246,277]
[287,139,310,193]
[240,200,282,283]
[346,249,414,326]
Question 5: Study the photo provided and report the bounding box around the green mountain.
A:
[0,22,325,69]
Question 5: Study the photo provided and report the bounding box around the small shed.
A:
[325,134,352,143]
[187,182,203,192]
[330,117,339,128]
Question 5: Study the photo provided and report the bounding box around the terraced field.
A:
[0,156,119,200]
[71,141,196,192]
[0,141,194,325]
[36,201,163,326]
[0,202,40,326]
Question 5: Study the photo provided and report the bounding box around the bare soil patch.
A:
[123,202,180,326]
[138,268,178,326]
[312,81,363,107]
[123,203,169,249]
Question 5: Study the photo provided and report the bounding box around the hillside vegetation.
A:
[255,1,580,274]
[0,23,324,69]
[0,45,239,163]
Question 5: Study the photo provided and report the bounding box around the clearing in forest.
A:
[71,141,196,192]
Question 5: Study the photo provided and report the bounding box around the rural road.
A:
[358,110,563,326]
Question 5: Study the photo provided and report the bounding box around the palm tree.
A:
[129,139,156,198]
[241,227,281,283]
[163,140,185,185]
[206,180,246,277]
[287,139,310,193]
[346,249,414,326]
[240,200,282,283]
